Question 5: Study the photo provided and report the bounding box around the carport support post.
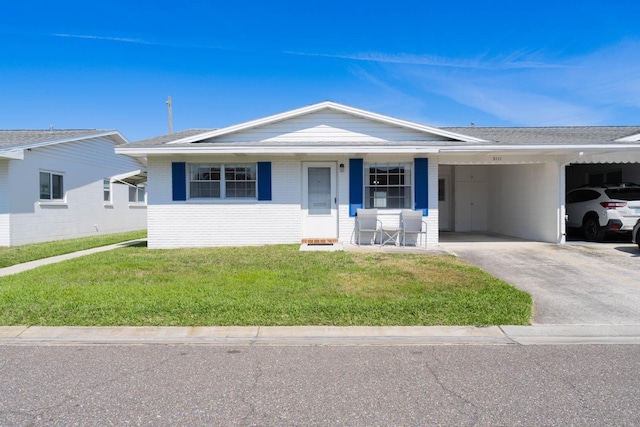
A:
[558,158,571,245]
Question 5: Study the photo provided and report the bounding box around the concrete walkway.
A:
[0,239,146,277]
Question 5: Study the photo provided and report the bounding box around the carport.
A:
[438,126,640,244]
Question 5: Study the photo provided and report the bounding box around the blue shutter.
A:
[349,158,364,217]
[172,162,186,201]
[414,158,429,215]
[257,162,272,201]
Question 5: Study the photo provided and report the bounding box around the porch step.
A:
[299,243,344,252]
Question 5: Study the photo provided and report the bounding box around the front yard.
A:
[0,244,532,326]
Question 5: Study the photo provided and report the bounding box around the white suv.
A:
[566,184,640,241]
[633,219,640,250]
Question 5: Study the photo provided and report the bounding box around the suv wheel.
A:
[583,216,605,242]
[636,229,640,250]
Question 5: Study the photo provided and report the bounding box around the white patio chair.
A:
[354,208,382,245]
[400,210,427,248]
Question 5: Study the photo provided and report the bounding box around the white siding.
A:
[148,155,438,248]
[210,111,443,143]
[7,137,146,246]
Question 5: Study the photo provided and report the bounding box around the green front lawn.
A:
[0,230,147,268]
[0,244,532,326]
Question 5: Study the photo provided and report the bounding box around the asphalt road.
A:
[440,235,640,325]
[1,344,639,426]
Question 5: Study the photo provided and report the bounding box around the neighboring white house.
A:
[115,101,640,249]
[0,130,147,246]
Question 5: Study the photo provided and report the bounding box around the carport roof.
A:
[441,126,640,146]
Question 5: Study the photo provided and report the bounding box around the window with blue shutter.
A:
[349,158,363,216]
[257,162,272,201]
[172,162,186,201]
[414,158,428,215]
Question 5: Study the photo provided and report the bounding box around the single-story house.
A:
[115,101,640,249]
[0,130,147,246]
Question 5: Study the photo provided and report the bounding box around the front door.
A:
[302,162,338,241]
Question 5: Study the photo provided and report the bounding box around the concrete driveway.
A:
[439,233,640,325]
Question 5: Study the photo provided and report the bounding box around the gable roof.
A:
[0,130,128,150]
[115,102,640,157]
[163,101,487,145]
[117,102,489,156]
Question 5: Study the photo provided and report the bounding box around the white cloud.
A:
[341,41,640,125]
[53,33,155,45]
[51,33,231,51]
[286,49,572,70]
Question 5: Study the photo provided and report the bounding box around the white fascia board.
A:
[0,149,24,160]
[440,144,640,153]
[614,133,640,142]
[165,101,488,145]
[5,130,126,152]
[110,169,147,185]
[116,145,440,156]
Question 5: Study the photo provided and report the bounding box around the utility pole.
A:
[166,96,173,134]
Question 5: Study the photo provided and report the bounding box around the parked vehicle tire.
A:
[583,216,605,242]
[636,229,640,250]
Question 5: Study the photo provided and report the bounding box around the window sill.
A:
[104,202,114,208]
[38,201,68,208]
[128,202,147,208]
[186,198,258,204]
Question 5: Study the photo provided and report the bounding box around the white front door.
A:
[302,162,338,240]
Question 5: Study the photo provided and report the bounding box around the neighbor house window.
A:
[364,163,411,209]
[40,171,64,200]
[129,184,146,203]
[103,178,111,202]
[189,163,256,199]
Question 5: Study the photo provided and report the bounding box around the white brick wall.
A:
[148,155,438,248]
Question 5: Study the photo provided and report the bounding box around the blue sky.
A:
[2,0,640,141]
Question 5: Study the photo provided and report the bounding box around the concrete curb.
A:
[1,325,640,346]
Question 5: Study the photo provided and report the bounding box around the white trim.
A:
[116,146,442,156]
[2,130,128,153]
[110,169,147,185]
[614,133,640,142]
[116,143,640,157]
[0,150,24,160]
[163,101,488,145]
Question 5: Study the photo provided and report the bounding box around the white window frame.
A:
[39,170,65,201]
[103,178,112,204]
[128,184,146,204]
[364,162,412,210]
[188,163,257,200]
